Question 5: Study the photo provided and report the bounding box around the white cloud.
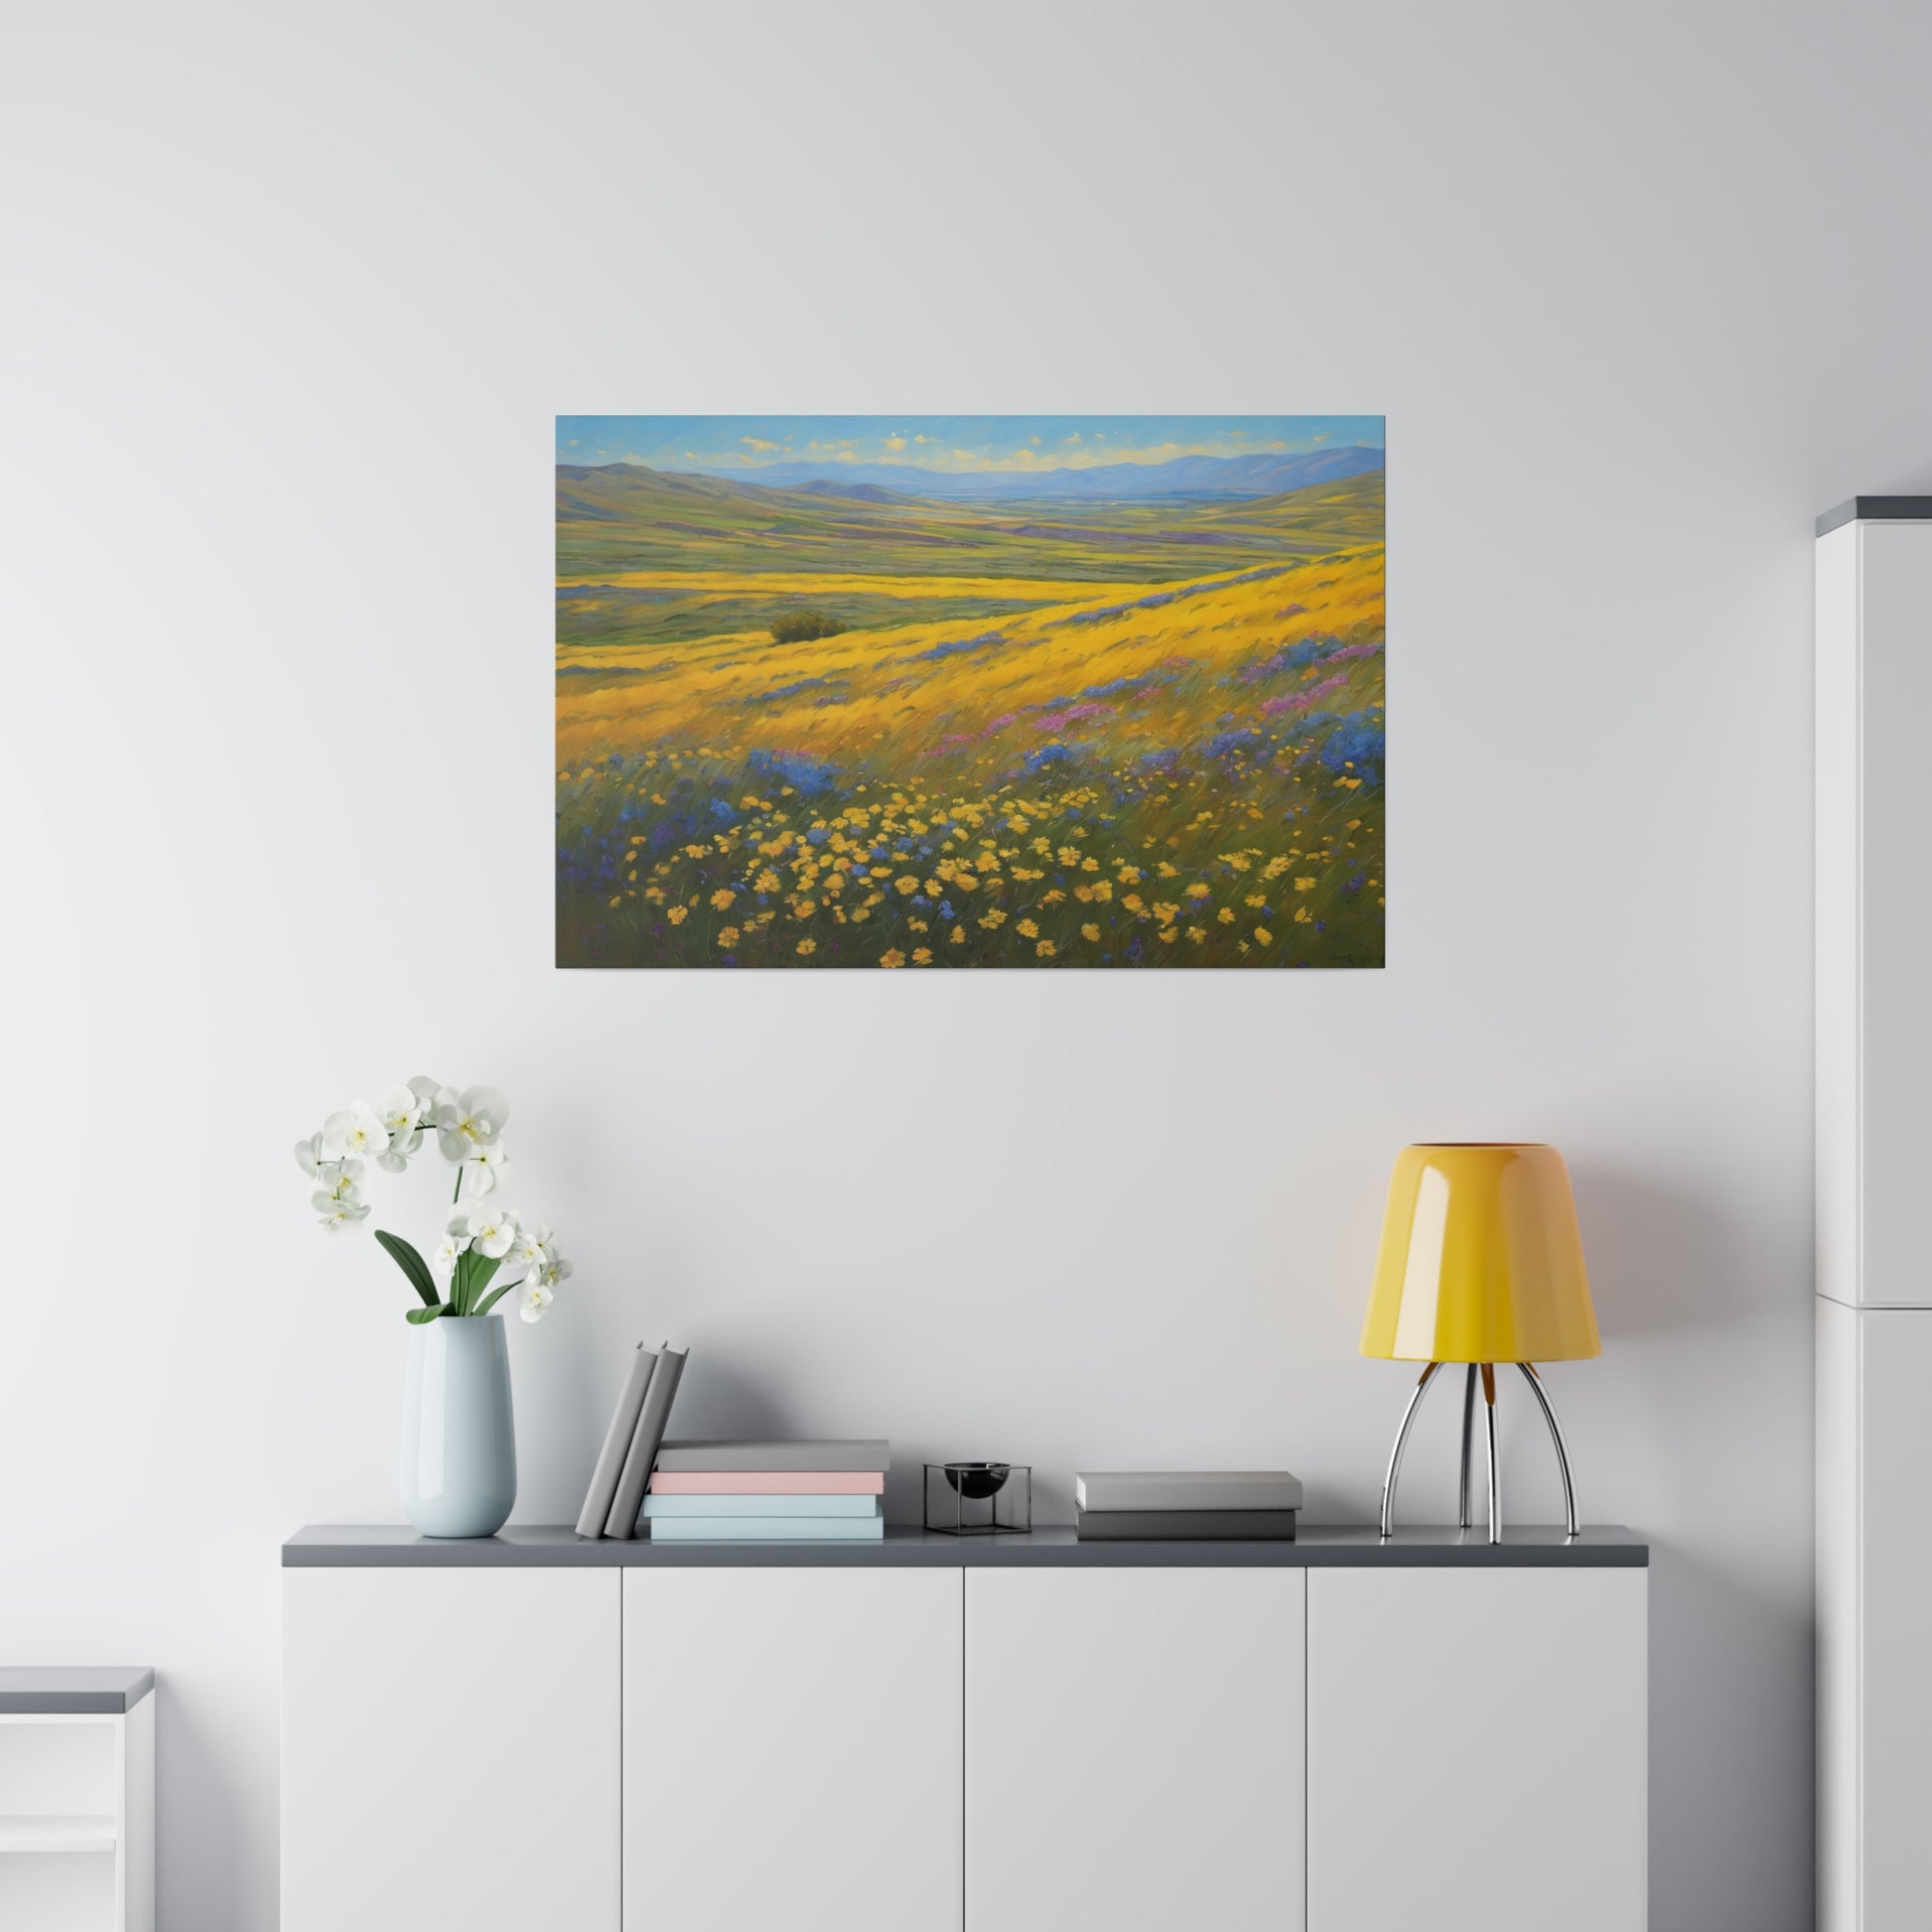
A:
[742,436,780,452]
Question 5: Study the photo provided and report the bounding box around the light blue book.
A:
[640,1493,883,1520]
[647,1515,887,1543]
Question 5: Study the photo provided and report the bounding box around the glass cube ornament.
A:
[924,1462,1032,1535]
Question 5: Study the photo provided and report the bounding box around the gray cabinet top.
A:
[0,1667,154,1714]
[1817,496,1932,536]
[285,1524,1646,1570]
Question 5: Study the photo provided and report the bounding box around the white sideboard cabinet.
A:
[1816,498,1932,1932]
[0,1670,154,1932]
[283,1524,1647,1932]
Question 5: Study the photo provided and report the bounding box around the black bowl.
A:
[942,1461,1011,1500]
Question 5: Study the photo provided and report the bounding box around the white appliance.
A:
[1816,496,1932,1932]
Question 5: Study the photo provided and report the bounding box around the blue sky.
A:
[556,415,1383,476]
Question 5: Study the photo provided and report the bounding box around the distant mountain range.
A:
[625,444,1383,503]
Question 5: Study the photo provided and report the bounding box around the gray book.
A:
[605,1344,689,1539]
[575,1343,657,1539]
[1075,1470,1305,1513]
[1075,1507,1298,1541]
[653,1439,890,1474]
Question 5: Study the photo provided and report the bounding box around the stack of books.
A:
[576,1341,691,1541]
[1073,1470,1303,1540]
[642,1441,890,1542]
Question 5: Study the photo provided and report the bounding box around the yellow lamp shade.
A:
[1361,1144,1599,1364]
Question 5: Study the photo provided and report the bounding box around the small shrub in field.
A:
[770,610,846,644]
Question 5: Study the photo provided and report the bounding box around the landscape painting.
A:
[556,416,1385,969]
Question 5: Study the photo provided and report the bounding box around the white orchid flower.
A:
[322,1101,389,1163]
[517,1282,555,1323]
[466,1205,518,1260]
[460,1144,513,1198]
[313,1159,365,1203]
[434,1085,508,1163]
[531,1252,573,1293]
[508,1221,551,1268]
[314,1190,370,1235]
[294,1133,328,1179]
[377,1087,426,1168]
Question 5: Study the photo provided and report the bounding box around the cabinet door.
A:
[966,1567,1306,1932]
[623,1567,962,1932]
[1860,1308,1932,1925]
[1307,1568,1645,1932]
[282,1569,621,1932]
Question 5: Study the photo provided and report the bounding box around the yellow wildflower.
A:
[1295,878,1315,893]
[717,926,740,948]
[1221,853,1252,872]
[794,898,817,918]
[1254,927,1274,946]
[1157,862,1177,878]
[1074,886,1094,903]
[908,918,928,933]
[1041,890,1065,905]
[1016,917,1039,938]
[711,889,736,910]
[912,947,933,965]
[1263,857,1291,880]
[1217,906,1235,924]
[1295,905,1312,923]
[1117,866,1142,884]
[1081,922,1101,942]
[1122,894,1146,914]
[1035,940,1056,958]
[1185,884,1210,899]
[1246,894,1266,908]
[869,866,892,880]
[852,906,871,923]
[796,938,817,956]
[1157,927,1178,944]
[755,870,780,894]
[667,906,688,924]
[1186,925,1205,943]
[1080,856,1100,872]
[607,896,621,908]
[1153,901,1179,923]
[880,949,906,969]
[1090,880,1113,902]
[979,908,1008,929]
[951,926,966,945]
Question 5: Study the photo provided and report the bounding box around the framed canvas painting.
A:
[556,416,1384,968]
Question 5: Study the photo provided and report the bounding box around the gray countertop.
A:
[286,1524,1646,1569]
[0,1667,154,1714]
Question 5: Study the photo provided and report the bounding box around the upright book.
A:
[604,1343,689,1539]
[575,1342,657,1539]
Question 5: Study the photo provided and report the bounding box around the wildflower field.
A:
[556,444,1384,969]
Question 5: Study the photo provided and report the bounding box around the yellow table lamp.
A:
[1363,1144,1598,1543]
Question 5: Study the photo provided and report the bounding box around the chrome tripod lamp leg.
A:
[1518,1362,1580,1537]
[1480,1362,1501,1544]
[1378,1361,1443,1539]
[1457,1365,1477,1530]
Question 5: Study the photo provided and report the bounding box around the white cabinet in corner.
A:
[281,1569,621,1932]
[621,1567,962,1932]
[965,1568,1307,1932]
[1307,1568,1647,1932]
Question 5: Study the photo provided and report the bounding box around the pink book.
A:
[647,1469,887,1495]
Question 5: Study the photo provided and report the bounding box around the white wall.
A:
[3,3,1929,1926]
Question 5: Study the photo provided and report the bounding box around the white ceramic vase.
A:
[400,1315,517,1538]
